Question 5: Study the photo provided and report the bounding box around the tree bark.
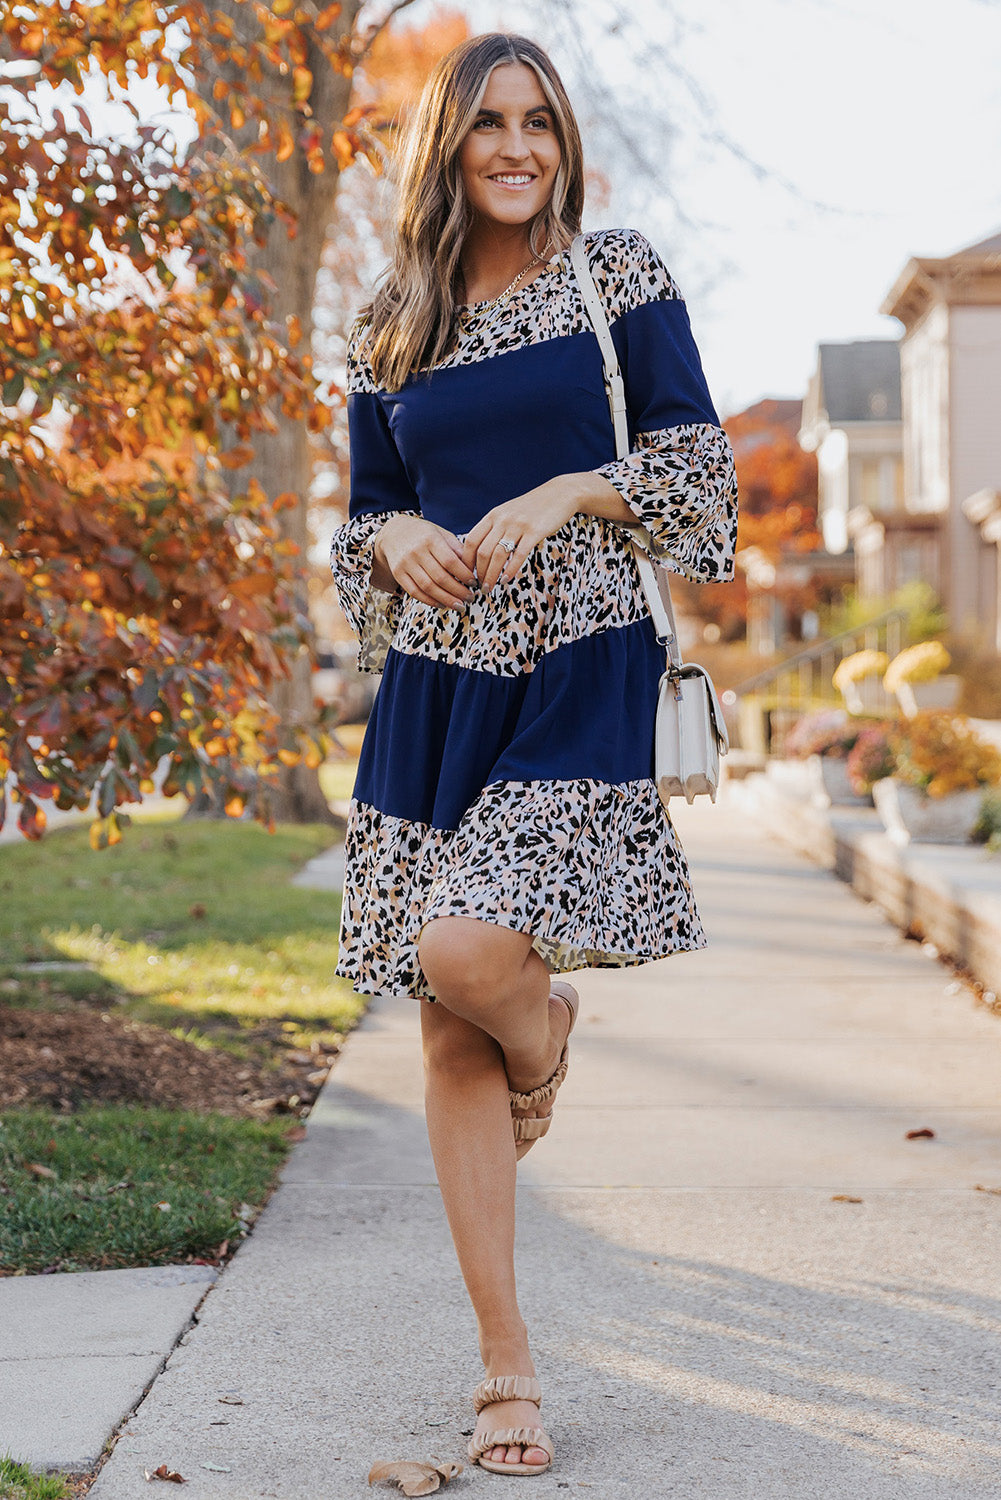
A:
[194,2,365,823]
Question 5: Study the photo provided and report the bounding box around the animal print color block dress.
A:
[329,228,738,999]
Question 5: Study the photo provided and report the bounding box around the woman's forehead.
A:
[479,62,548,114]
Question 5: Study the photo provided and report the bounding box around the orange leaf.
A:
[219,445,255,469]
[315,2,341,28]
[225,796,245,818]
[276,120,295,162]
[143,1464,187,1483]
[331,129,355,170]
[277,748,299,766]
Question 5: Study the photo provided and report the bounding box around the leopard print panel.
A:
[336,778,706,1000]
[345,227,683,393]
[331,508,658,677]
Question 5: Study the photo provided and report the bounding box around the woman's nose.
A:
[499,128,531,160]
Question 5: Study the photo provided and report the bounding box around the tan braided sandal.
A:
[468,1375,555,1476]
[510,981,579,1161]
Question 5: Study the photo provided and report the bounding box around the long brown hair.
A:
[363,33,585,392]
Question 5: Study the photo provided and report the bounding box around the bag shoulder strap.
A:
[568,234,682,670]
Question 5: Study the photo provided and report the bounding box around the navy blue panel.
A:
[353,616,662,831]
[347,390,421,521]
[611,297,721,433]
[379,334,615,537]
[351,305,721,539]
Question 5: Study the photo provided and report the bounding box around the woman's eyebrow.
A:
[475,104,553,120]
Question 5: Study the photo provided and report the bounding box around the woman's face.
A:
[458,62,561,233]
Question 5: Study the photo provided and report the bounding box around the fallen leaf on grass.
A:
[905,1128,935,1140]
[974,1183,1001,1196]
[831,1194,863,1203]
[25,1162,56,1179]
[368,1459,463,1495]
[143,1465,186,1483]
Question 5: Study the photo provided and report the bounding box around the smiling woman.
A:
[329,30,737,1479]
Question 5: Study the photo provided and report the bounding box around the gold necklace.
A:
[465,242,553,315]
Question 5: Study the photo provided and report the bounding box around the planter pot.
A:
[895,675,962,718]
[808,754,871,808]
[872,777,983,845]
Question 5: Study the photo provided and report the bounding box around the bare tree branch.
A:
[353,0,421,60]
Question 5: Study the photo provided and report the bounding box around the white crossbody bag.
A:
[569,235,729,806]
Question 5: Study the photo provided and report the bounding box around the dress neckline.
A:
[457,245,567,317]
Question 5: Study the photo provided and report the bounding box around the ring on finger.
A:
[497,537,517,554]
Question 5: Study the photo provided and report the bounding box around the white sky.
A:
[458,0,1001,416]
[14,0,1000,421]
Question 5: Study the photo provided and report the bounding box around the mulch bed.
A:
[0,1005,338,1116]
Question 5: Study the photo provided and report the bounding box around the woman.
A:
[329,32,737,1477]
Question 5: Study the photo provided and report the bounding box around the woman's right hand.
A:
[372,514,477,609]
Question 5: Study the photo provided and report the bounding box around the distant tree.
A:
[677,400,821,643]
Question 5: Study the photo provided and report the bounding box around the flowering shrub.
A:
[833,650,889,693]
[784,709,860,761]
[883,641,951,693]
[889,712,1001,798]
[846,723,897,794]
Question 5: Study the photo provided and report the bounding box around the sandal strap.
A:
[472,1375,542,1414]
[468,1426,554,1462]
[512,1112,553,1143]
[508,1045,569,1111]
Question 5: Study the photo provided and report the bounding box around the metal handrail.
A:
[729,608,910,700]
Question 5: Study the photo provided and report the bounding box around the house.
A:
[798,340,909,596]
[881,230,1001,645]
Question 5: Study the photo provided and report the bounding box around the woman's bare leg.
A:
[418,918,573,1468]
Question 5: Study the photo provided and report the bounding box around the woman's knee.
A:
[418,917,511,1014]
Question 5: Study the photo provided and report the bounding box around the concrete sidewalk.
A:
[86,796,1001,1498]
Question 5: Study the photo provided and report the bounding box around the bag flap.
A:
[667,663,730,754]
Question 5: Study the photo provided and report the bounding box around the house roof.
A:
[954,228,1001,257]
[882,226,1001,326]
[815,340,901,424]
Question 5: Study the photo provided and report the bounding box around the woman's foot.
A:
[473,1343,551,1470]
[506,987,575,1139]
[475,1400,550,1467]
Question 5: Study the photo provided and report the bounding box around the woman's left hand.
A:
[462,476,579,592]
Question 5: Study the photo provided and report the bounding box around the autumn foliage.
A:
[0,1,376,839]
[679,398,821,640]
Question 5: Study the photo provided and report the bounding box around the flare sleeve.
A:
[593,231,737,583]
[329,326,421,673]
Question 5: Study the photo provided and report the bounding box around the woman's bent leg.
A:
[420,997,553,1469]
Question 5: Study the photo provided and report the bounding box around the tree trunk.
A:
[194,2,365,823]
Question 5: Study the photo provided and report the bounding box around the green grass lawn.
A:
[0,1455,69,1500]
[0,816,360,1054]
[0,809,365,1274]
[0,1106,291,1274]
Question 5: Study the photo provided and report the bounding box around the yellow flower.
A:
[883,641,951,693]
[833,650,889,692]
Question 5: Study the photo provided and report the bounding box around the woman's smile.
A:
[488,173,537,188]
